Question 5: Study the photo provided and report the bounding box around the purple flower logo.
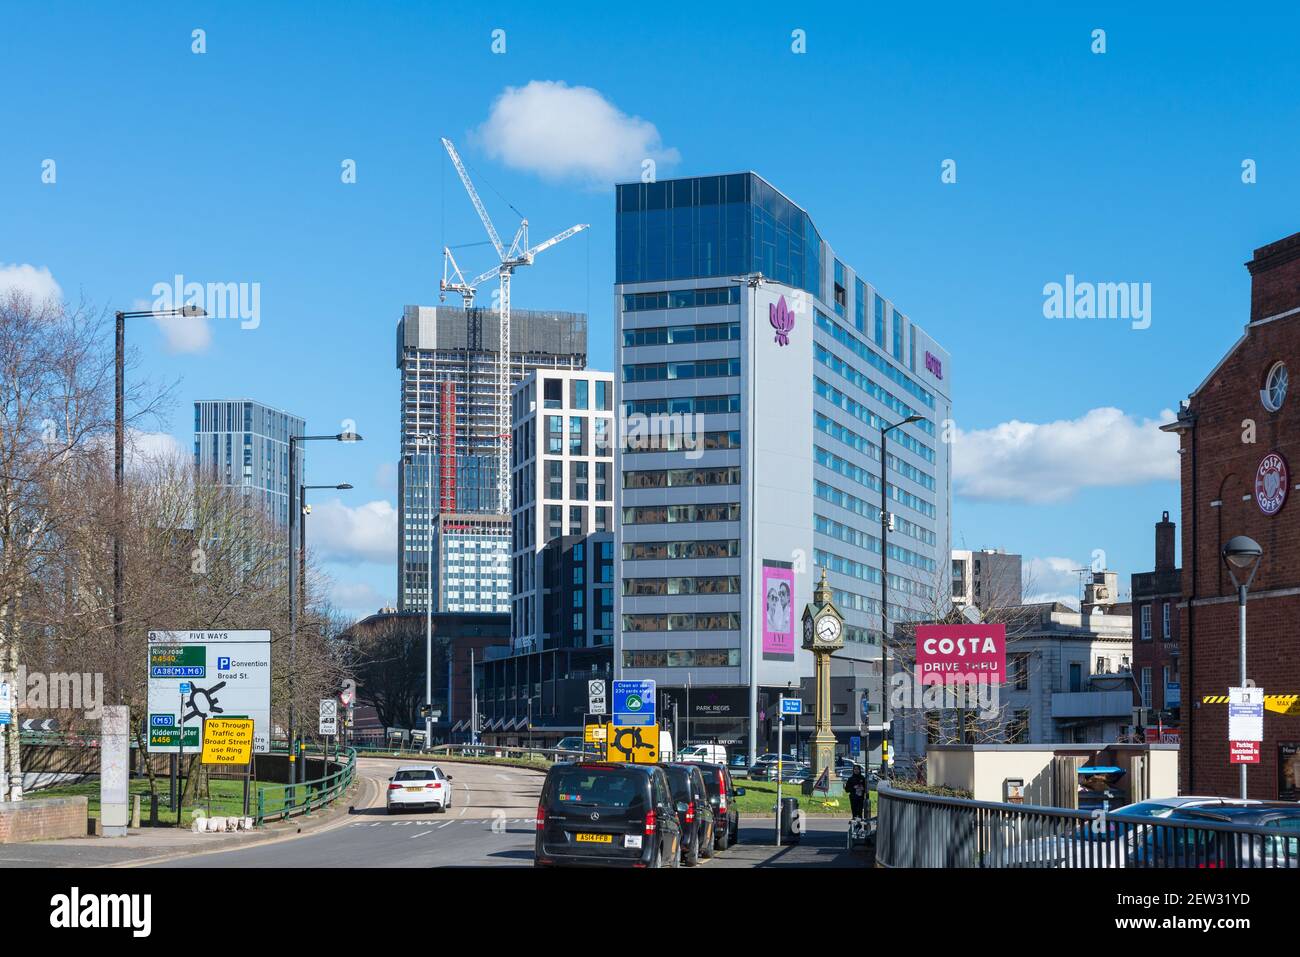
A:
[769,295,796,346]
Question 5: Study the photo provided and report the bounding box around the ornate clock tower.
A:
[801,568,845,796]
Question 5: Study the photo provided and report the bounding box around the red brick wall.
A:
[0,796,88,843]
[1178,231,1300,797]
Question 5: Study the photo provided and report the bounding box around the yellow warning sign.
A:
[584,723,608,744]
[1202,694,1300,715]
[606,725,659,764]
[201,718,255,765]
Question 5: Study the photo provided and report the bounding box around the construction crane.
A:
[438,136,589,515]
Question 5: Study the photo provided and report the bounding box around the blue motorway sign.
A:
[780,697,803,716]
[613,679,656,726]
[850,735,862,754]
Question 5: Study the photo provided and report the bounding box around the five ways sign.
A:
[147,630,271,754]
[201,717,255,765]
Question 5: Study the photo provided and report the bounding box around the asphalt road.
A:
[158,757,868,868]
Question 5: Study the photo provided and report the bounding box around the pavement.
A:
[0,756,872,868]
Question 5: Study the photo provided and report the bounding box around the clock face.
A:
[816,616,842,644]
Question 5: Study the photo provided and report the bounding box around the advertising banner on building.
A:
[1280,743,1300,800]
[914,623,1007,686]
[761,563,796,661]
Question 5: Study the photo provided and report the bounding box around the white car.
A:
[386,765,454,814]
[677,744,727,765]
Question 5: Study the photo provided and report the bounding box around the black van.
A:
[535,762,683,868]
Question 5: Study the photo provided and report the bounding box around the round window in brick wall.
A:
[1262,361,1288,412]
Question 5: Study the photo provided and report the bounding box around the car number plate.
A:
[404,786,423,792]
[575,833,612,843]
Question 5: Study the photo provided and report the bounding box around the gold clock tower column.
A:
[802,569,845,797]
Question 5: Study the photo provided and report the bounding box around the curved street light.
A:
[1222,534,1263,799]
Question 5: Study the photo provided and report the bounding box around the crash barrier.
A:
[875,783,1299,868]
[255,748,356,825]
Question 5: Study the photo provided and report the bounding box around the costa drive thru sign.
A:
[147,630,271,754]
[914,623,1007,686]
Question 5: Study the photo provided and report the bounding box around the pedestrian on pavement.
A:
[846,763,867,819]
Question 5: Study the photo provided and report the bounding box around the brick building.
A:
[1130,512,1181,736]
[1162,230,1300,798]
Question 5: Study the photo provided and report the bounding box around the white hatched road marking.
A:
[410,830,434,839]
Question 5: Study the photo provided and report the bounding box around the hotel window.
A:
[1162,602,1171,639]
[596,380,612,411]
[595,462,609,500]
[854,278,866,333]
[571,461,588,500]
[1140,604,1151,640]
[571,379,588,410]
[546,416,563,454]
[873,295,885,346]
[893,310,904,360]
[569,417,585,455]
[546,459,563,500]
[833,260,847,317]
[544,378,563,409]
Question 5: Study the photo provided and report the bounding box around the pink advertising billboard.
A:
[761,564,795,661]
[914,623,1006,686]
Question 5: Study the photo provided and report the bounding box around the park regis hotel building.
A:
[614,172,952,762]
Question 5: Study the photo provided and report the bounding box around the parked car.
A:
[1132,803,1300,868]
[996,796,1268,868]
[385,765,454,814]
[748,753,800,781]
[728,754,751,777]
[697,762,745,850]
[534,762,683,868]
[662,763,715,865]
[676,744,728,765]
[553,736,601,757]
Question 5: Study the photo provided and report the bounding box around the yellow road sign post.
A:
[201,717,255,765]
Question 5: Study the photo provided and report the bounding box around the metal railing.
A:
[255,748,356,825]
[876,784,1300,868]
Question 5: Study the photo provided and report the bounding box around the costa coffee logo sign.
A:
[1256,451,1288,515]
[924,351,943,379]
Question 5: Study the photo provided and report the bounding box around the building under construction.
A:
[396,304,587,612]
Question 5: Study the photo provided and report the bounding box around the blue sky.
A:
[5,2,1299,614]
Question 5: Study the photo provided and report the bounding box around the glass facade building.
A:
[614,171,953,762]
[193,399,304,528]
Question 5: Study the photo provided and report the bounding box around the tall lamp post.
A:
[288,431,362,783]
[878,412,923,778]
[405,438,437,752]
[113,306,205,703]
[1223,535,1263,800]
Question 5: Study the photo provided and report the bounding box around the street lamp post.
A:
[1223,535,1263,800]
[288,431,362,785]
[112,306,205,703]
[878,412,923,778]
[406,438,437,752]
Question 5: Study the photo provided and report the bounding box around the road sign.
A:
[319,699,338,736]
[0,680,10,726]
[860,694,870,723]
[146,630,271,754]
[613,679,656,726]
[850,735,862,754]
[606,724,658,763]
[1229,686,1265,764]
[20,718,59,732]
[340,679,355,707]
[584,724,608,744]
[410,729,426,744]
[780,697,803,716]
[200,717,255,765]
[587,679,608,715]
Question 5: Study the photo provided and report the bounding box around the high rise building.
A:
[614,172,953,761]
[193,399,304,527]
[396,304,586,612]
[510,368,616,650]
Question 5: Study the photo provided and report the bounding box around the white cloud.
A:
[130,297,212,354]
[126,429,187,470]
[0,263,62,303]
[473,80,680,186]
[307,498,398,565]
[953,407,1179,503]
[1022,556,1083,608]
[328,580,389,615]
